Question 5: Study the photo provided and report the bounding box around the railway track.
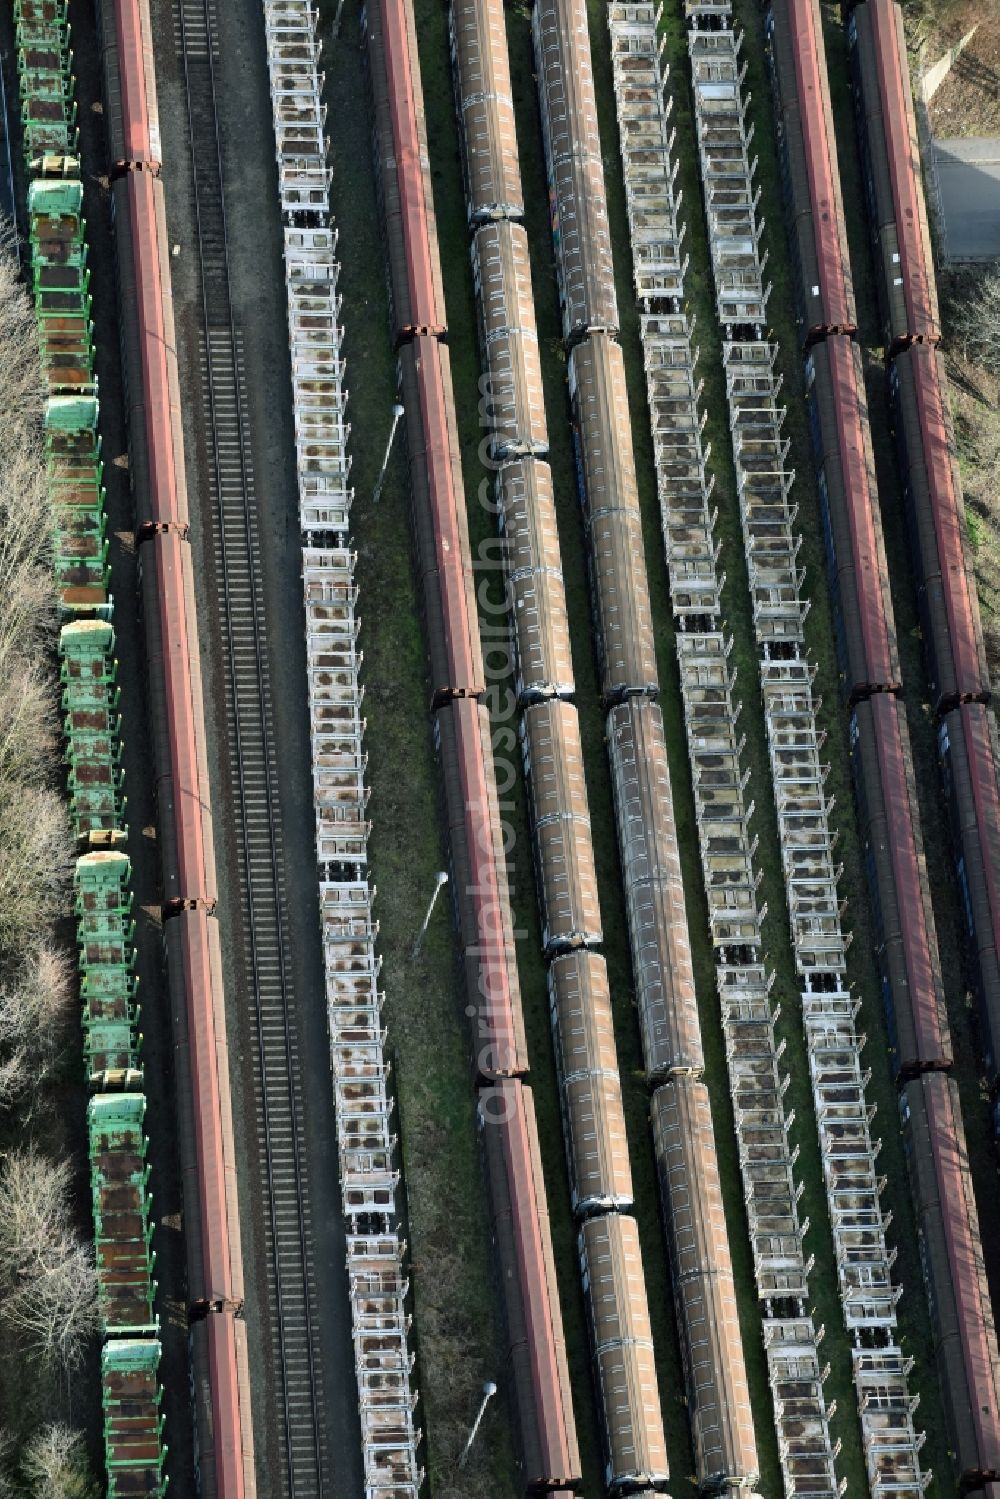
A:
[176,3,328,1493]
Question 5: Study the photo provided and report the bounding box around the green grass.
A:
[596,0,955,1489]
[500,6,702,1487]
[583,0,875,1484]
[318,6,520,1493]
[411,3,612,1489]
[966,508,983,552]
[410,0,702,1487]
[312,0,989,1492]
[606,1,959,1490]
[819,0,1000,1403]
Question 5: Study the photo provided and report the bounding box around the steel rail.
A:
[175,1,326,1491]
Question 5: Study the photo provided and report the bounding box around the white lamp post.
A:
[372,402,405,505]
[412,871,449,958]
[459,1381,497,1469]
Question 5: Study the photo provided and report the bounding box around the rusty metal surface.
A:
[366,0,446,339]
[767,0,854,340]
[190,1311,252,1499]
[651,1077,759,1490]
[578,1214,668,1491]
[437,699,528,1078]
[901,1073,1000,1486]
[607,697,703,1078]
[129,171,186,528]
[142,530,215,905]
[399,336,485,700]
[891,344,989,710]
[521,699,602,953]
[532,0,618,341]
[547,951,633,1214]
[109,177,151,518]
[369,0,586,1484]
[850,693,951,1075]
[849,0,939,345]
[479,1080,582,1491]
[496,459,575,703]
[165,910,242,1309]
[450,0,522,221]
[939,704,1000,1086]
[101,0,161,168]
[472,221,548,459]
[806,336,899,697]
[569,334,658,703]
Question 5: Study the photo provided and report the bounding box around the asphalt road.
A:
[933,136,1000,260]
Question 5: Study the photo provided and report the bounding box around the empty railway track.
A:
[176,2,328,1493]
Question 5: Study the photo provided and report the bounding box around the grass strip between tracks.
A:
[314,0,977,1493]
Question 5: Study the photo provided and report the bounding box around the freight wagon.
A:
[768,0,1000,1484]
[366,0,583,1485]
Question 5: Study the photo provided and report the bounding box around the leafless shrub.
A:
[0,225,43,446]
[20,1424,97,1499]
[947,263,1000,377]
[0,1151,98,1372]
[0,947,74,1109]
[0,668,59,791]
[0,1049,28,1115]
[0,1429,17,1499]
[0,452,55,656]
[0,234,54,661]
[902,0,974,40]
[0,790,74,963]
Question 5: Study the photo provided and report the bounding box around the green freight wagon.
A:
[88,1093,157,1338]
[101,1338,168,1497]
[76,855,140,1085]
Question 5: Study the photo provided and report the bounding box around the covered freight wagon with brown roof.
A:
[548,950,633,1215]
[532,0,618,342]
[569,334,658,703]
[437,698,528,1079]
[849,693,951,1075]
[804,336,899,699]
[766,0,855,342]
[496,459,575,703]
[607,697,703,1079]
[890,343,989,711]
[472,221,548,460]
[450,0,523,222]
[399,335,485,701]
[938,703,1000,1090]
[651,1076,759,1491]
[521,698,602,954]
[847,0,939,347]
[479,1079,582,1493]
[900,1073,1000,1488]
[579,1213,668,1492]
[365,0,447,340]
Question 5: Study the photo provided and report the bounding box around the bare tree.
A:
[0,1428,18,1499]
[0,228,44,448]
[0,449,55,657]
[0,946,74,1108]
[0,789,74,962]
[0,667,59,791]
[16,946,73,1038]
[0,1151,98,1372]
[947,263,1000,377]
[20,1424,97,1499]
[0,1044,28,1114]
[0,234,55,665]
